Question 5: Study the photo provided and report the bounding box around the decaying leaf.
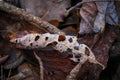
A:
[79,2,97,35]
[62,26,78,36]
[20,0,71,22]
[94,1,118,33]
[7,62,39,80]
[93,2,108,33]
[106,2,119,25]
[3,49,24,69]
[79,1,119,34]
[10,32,105,69]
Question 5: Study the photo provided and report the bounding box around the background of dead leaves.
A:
[0,0,120,80]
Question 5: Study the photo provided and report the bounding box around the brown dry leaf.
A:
[0,38,12,56]
[79,2,97,35]
[49,20,59,27]
[62,26,78,36]
[59,9,80,29]
[7,62,39,80]
[20,0,71,22]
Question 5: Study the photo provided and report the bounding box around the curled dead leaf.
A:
[79,2,97,35]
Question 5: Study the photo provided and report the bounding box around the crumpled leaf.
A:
[106,2,119,25]
[94,1,118,33]
[79,1,119,34]
[7,62,39,80]
[79,2,97,35]
[20,0,71,22]
[93,2,108,33]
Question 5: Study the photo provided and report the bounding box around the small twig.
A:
[66,62,82,80]
[67,0,115,13]
[34,51,44,80]
[0,1,64,35]
[41,11,49,20]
